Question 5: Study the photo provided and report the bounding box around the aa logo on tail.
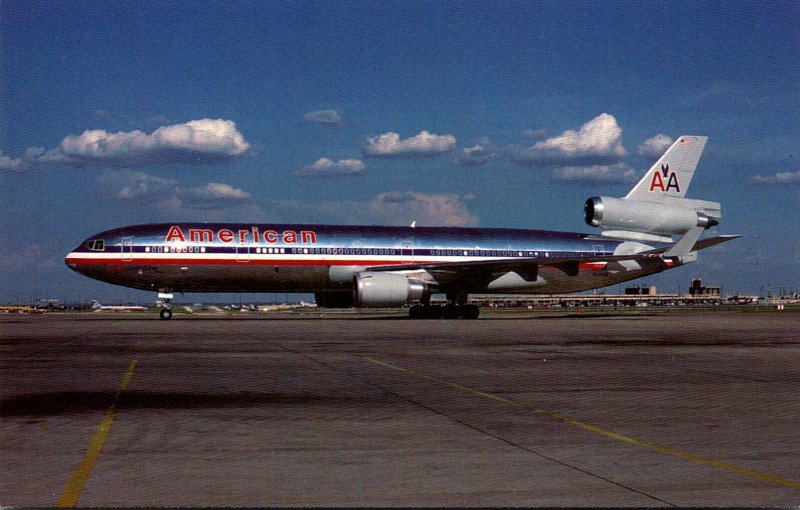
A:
[649,162,680,193]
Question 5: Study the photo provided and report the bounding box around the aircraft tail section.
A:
[584,134,725,248]
[625,136,707,202]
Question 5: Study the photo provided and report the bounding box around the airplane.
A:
[89,300,148,312]
[66,135,738,320]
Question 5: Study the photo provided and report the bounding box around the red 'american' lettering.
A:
[165,225,317,245]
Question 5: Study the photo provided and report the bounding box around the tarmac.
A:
[1,310,799,507]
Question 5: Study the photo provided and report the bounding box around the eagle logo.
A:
[650,162,680,192]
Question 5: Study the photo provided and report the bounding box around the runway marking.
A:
[57,360,138,507]
[363,356,800,491]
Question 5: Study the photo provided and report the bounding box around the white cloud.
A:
[534,113,624,154]
[103,170,262,220]
[40,118,250,167]
[0,147,45,173]
[293,157,365,177]
[153,119,249,154]
[638,134,673,157]
[180,183,253,207]
[364,191,479,227]
[511,113,626,166]
[363,130,456,157]
[25,147,46,159]
[303,110,342,125]
[278,191,479,227]
[114,172,176,200]
[0,151,23,172]
[359,191,479,227]
[748,170,800,185]
[551,164,637,183]
[452,138,497,167]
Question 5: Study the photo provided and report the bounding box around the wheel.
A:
[427,306,444,319]
[409,305,442,319]
[443,304,460,319]
[409,305,424,319]
[461,304,480,320]
[159,308,173,320]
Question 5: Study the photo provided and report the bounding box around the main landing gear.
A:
[158,292,174,320]
[408,303,480,320]
[408,288,479,319]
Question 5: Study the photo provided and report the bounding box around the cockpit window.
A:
[84,239,105,251]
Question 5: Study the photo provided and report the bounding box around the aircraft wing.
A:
[365,235,740,282]
[366,252,663,281]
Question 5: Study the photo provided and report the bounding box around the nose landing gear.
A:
[158,292,174,320]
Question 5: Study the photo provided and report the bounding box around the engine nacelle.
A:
[353,272,427,307]
[584,196,716,236]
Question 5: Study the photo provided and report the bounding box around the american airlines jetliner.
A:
[66,136,737,319]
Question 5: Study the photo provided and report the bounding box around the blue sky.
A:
[2,0,798,303]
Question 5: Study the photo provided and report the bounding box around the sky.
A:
[1,0,798,304]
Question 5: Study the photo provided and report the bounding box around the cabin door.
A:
[400,239,414,264]
[122,238,133,261]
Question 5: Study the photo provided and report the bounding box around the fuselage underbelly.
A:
[70,250,669,295]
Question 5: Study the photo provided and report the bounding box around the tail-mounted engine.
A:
[584,196,718,239]
[353,272,428,307]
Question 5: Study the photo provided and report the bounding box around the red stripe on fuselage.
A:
[66,257,404,267]
[66,256,612,270]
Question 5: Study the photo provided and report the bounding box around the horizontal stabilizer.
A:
[643,234,740,256]
[691,234,741,250]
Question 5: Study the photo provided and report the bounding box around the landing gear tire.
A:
[409,305,442,319]
[159,308,173,320]
[460,304,480,320]
[425,306,443,319]
[443,304,460,319]
[408,304,479,319]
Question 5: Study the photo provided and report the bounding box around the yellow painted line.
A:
[57,360,138,507]
[363,356,800,490]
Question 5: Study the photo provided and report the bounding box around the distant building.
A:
[689,278,720,297]
[625,285,657,296]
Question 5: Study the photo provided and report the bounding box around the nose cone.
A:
[65,248,80,272]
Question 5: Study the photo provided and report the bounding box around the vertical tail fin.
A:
[625,136,708,202]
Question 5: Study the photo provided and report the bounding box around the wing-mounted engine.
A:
[353,272,429,307]
[584,196,719,242]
